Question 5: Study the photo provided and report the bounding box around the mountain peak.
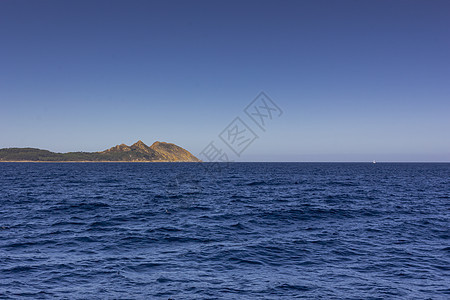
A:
[103,143,131,153]
[132,140,147,147]
[150,141,167,147]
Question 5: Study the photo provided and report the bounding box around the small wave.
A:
[146,226,182,233]
[125,262,163,272]
[246,181,267,186]
[230,222,246,230]
[229,257,264,265]
[277,283,313,292]
[51,220,85,227]
[78,201,110,208]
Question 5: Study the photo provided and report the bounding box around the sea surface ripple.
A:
[0,163,449,299]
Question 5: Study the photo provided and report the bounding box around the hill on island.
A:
[0,141,201,162]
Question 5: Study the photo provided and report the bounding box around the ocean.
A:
[0,162,449,299]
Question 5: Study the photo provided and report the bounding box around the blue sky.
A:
[1,0,449,161]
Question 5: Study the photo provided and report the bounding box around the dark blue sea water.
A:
[0,163,449,299]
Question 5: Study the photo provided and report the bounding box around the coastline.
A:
[0,160,202,163]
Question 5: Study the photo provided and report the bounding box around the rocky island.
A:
[0,140,200,162]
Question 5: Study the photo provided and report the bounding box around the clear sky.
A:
[1,0,449,161]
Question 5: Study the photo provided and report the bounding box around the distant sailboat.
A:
[372,160,376,164]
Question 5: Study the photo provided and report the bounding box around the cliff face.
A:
[150,141,201,162]
[0,140,200,162]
